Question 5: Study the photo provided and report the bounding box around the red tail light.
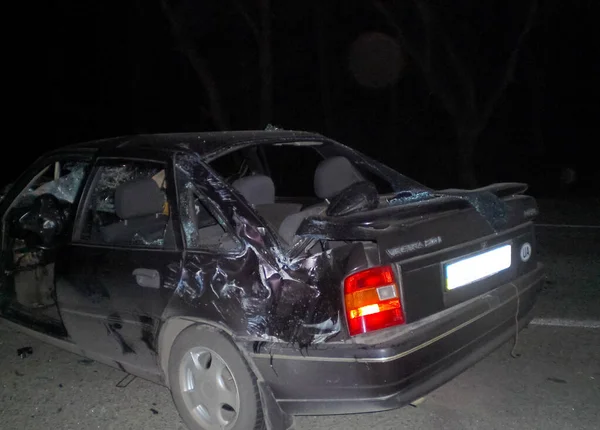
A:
[344,265,405,336]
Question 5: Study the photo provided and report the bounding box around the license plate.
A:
[444,244,512,290]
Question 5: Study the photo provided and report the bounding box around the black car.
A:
[0,130,544,430]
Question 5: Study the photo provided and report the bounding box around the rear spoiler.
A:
[293,182,531,242]
[436,182,528,199]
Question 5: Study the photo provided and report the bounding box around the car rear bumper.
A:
[249,263,544,416]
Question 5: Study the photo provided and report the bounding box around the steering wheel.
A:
[16,194,67,248]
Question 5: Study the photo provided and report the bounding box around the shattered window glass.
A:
[12,160,90,209]
[79,161,170,247]
[175,163,241,252]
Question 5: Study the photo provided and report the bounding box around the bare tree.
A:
[373,0,538,187]
[313,0,334,133]
[233,0,273,128]
[160,0,230,130]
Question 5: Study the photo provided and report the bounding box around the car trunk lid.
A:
[294,183,539,323]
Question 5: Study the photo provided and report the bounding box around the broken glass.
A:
[12,161,91,210]
[92,164,163,213]
[29,162,88,203]
[175,159,241,252]
[79,162,168,246]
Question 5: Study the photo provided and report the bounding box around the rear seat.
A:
[232,175,301,231]
[234,157,365,245]
[278,156,364,244]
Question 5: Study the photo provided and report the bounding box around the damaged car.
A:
[0,130,544,430]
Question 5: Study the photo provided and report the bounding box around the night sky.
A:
[16,0,599,196]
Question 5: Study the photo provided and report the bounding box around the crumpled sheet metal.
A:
[165,242,351,348]
[162,147,513,349]
[162,154,350,348]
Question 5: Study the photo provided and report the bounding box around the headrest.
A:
[114,177,165,219]
[232,175,275,206]
[314,156,364,199]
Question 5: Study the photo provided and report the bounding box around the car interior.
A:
[99,177,170,245]
[84,166,175,248]
[1,161,89,332]
[177,181,239,250]
[225,149,367,245]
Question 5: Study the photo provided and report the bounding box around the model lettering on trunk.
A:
[386,236,442,258]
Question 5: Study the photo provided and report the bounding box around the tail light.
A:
[344,265,405,336]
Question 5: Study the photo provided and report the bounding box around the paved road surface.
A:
[1,226,598,430]
[1,323,598,430]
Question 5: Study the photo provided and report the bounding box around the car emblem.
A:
[520,242,532,262]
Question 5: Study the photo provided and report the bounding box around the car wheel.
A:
[168,324,265,430]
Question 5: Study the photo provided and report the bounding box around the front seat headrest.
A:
[114,177,165,219]
[314,156,364,199]
[232,175,275,206]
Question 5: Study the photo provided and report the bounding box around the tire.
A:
[168,325,265,430]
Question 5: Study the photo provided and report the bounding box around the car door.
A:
[56,156,183,378]
[164,152,285,338]
[0,154,92,338]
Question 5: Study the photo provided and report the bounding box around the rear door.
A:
[57,156,182,377]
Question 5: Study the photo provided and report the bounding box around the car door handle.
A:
[132,268,161,289]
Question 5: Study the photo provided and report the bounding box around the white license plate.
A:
[445,244,512,290]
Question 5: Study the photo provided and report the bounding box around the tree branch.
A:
[233,0,260,43]
[481,0,538,122]
[160,0,230,130]
[413,0,477,113]
[314,0,334,133]
[258,0,273,126]
[373,0,460,115]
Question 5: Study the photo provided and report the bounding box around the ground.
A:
[1,199,598,430]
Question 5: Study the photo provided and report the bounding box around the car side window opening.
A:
[208,151,249,182]
[351,163,394,195]
[2,159,90,311]
[175,164,241,252]
[224,143,393,201]
[79,161,172,248]
[202,142,415,250]
[261,145,325,199]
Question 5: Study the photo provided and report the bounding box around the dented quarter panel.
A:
[161,152,375,350]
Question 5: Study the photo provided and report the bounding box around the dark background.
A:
[12,0,598,197]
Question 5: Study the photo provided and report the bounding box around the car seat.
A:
[278,156,364,244]
[232,175,302,231]
[100,177,168,244]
